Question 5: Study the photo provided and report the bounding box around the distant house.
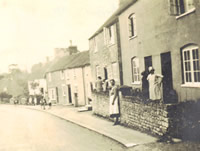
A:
[117,0,200,103]
[89,9,123,87]
[45,51,91,106]
[27,79,47,96]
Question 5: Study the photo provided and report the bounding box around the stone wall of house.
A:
[92,91,200,140]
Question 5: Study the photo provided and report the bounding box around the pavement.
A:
[22,104,158,148]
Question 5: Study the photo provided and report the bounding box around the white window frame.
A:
[60,70,64,80]
[108,25,115,45]
[169,0,195,18]
[94,37,98,52]
[182,45,200,87]
[128,13,137,39]
[131,57,140,84]
[96,65,100,80]
[62,84,66,96]
[65,70,69,80]
[48,73,52,82]
[111,62,118,82]
[73,69,76,80]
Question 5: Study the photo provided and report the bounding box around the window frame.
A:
[182,45,200,87]
[60,70,64,80]
[95,65,100,80]
[62,84,66,96]
[48,73,52,82]
[94,37,98,52]
[128,13,137,39]
[169,0,195,18]
[131,57,140,84]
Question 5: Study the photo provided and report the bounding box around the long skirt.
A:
[109,95,119,118]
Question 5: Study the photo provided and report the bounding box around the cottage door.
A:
[161,52,176,103]
[67,85,72,104]
[144,56,152,99]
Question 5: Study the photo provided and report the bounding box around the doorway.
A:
[67,85,72,104]
[144,56,152,71]
[161,52,176,103]
[143,56,152,99]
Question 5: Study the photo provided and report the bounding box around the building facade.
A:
[45,51,91,106]
[118,0,200,103]
[89,15,123,87]
[64,65,91,106]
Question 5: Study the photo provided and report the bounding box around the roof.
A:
[89,0,137,40]
[46,51,90,73]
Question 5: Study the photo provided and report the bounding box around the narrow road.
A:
[0,105,126,151]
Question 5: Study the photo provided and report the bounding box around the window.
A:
[48,88,56,100]
[182,45,200,86]
[131,57,140,83]
[128,14,136,38]
[62,84,66,96]
[73,69,76,80]
[48,73,52,82]
[104,25,115,45]
[65,70,69,80]
[60,70,64,80]
[94,37,98,52]
[112,63,118,81]
[108,25,115,45]
[96,65,100,79]
[169,0,195,16]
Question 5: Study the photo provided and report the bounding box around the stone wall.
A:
[92,91,200,140]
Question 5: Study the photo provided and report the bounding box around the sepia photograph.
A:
[0,0,200,150]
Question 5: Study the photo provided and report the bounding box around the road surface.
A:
[0,105,127,151]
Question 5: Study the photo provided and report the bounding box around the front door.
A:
[144,56,152,99]
[67,85,72,103]
[161,52,176,103]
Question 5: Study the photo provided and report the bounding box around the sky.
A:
[0,0,118,73]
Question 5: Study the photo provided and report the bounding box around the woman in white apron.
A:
[109,79,120,125]
[147,66,163,102]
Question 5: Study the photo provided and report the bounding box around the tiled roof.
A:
[89,0,137,40]
[46,51,90,73]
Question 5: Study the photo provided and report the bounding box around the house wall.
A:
[89,22,122,86]
[118,0,200,102]
[46,71,67,104]
[28,79,47,96]
[65,66,91,106]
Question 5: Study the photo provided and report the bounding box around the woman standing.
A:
[147,66,164,102]
[109,79,120,125]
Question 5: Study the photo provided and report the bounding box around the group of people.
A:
[95,77,120,125]
[27,93,52,110]
[97,66,163,126]
[40,93,52,110]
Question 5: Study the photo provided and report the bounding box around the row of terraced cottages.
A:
[45,50,92,107]
[89,0,200,139]
[90,0,200,103]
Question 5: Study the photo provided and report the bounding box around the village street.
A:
[0,104,200,151]
[0,105,128,151]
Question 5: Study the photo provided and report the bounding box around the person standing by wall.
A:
[147,66,164,102]
[95,76,103,92]
[141,69,149,100]
[109,79,120,125]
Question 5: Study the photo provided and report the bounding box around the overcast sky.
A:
[0,0,118,73]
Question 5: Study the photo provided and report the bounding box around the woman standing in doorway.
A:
[147,66,164,102]
[109,79,120,125]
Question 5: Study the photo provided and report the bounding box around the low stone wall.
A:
[92,91,200,140]
[168,101,200,140]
